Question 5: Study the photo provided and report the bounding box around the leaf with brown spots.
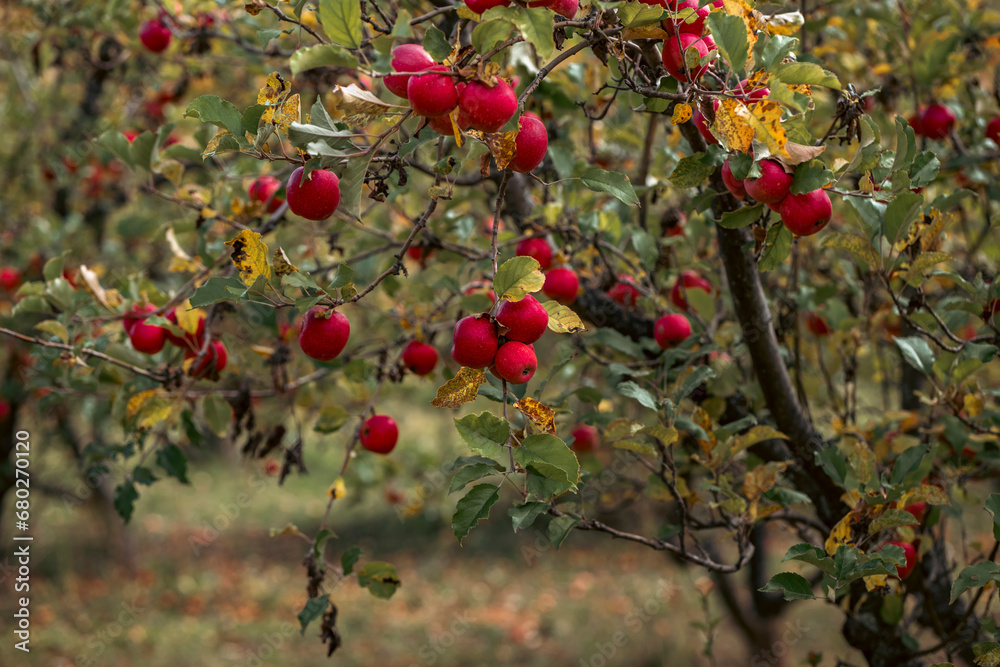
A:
[226,229,272,286]
[748,100,787,156]
[258,72,291,124]
[671,103,692,125]
[514,397,556,435]
[714,98,755,153]
[431,367,486,409]
[327,84,400,125]
[272,248,299,277]
[470,129,519,171]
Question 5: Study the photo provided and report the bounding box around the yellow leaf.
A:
[623,25,671,40]
[431,367,486,409]
[748,100,788,156]
[78,265,118,309]
[822,232,879,266]
[514,397,556,435]
[327,477,347,499]
[225,230,272,286]
[175,300,205,336]
[202,129,231,160]
[272,247,299,276]
[470,128,519,170]
[825,511,855,555]
[905,251,952,286]
[692,406,717,456]
[731,425,789,454]
[35,319,69,342]
[271,93,300,131]
[863,574,889,593]
[258,72,291,124]
[327,84,401,125]
[541,301,586,334]
[899,484,950,507]
[126,389,177,430]
[965,392,985,418]
[714,98,755,153]
[270,523,301,537]
[251,344,276,357]
[671,103,693,125]
[743,461,790,502]
[166,228,204,274]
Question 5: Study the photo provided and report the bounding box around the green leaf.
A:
[341,546,362,575]
[758,224,793,272]
[493,256,544,302]
[241,104,268,136]
[509,502,549,532]
[675,366,716,402]
[313,528,336,561]
[846,196,886,239]
[189,276,246,307]
[790,160,834,195]
[706,12,749,77]
[184,95,245,138]
[319,0,362,48]
[884,190,923,246]
[668,153,716,189]
[156,444,190,484]
[760,34,797,73]
[315,405,349,433]
[422,25,452,61]
[548,515,579,548]
[329,263,356,289]
[718,203,764,229]
[760,572,815,600]
[950,561,1000,604]
[985,494,1000,541]
[894,336,935,375]
[454,412,510,461]
[297,594,330,635]
[833,544,903,587]
[452,483,501,543]
[580,169,640,205]
[257,29,284,48]
[890,443,928,485]
[618,381,658,410]
[449,463,501,493]
[35,319,68,342]
[471,19,515,54]
[891,116,916,174]
[909,151,940,187]
[357,561,401,598]
[202,394,231,437]
[391,9,413,38]
[97,131,134,169]
[130,131,156,171]
[287,122,356,149]
[782,543,835,575]
[113,482,138,523]
[617,2,664,27]
[132,466,157,486]
[338,153,372,221]
[290,44,359,75]
[868,509,919,534]
[773,62,841,89]
[511,7,555,59]
[613,440,657,456]
[514,434,581,492]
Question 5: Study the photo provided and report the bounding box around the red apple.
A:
[692,108,718,145]
[509,112,548,173]
[286,167,340,221]
[185,340,228,377]
[493,341,537,384]
[654,313,692,349]
[139,19,172,53]
[496,294,549,344]
[298,306,351,361]
[459,79,517,133]
[466,0,512,12]
[662,0,708,36]
[407,66,459,118]
[515,236,553,269]
[721,158,746,199]
[744,159,793,204]
[0,267,22,292]
[402,340,438,376]
[903,502,927,523]
[549,0,579,16]
[0,399,11,421]
[883,540,917,580]
[361,415,399,454]
[570,424,600,452]
[384,44,435,99]
[805,311,832,336]
[451,315,499,368]
[986,117,1000,145]
[778,189,832,237]
[543,268,579,304]
[662,33,713,83]
[919,104,955,140]
[248,175,284,213]
[428,110,470,136]
[670,271,712,311]
[608,276,641,307]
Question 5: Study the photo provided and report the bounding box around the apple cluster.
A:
[722,157,833,237]
[385,44,549,173]
[652,0,724,84]
[123,304,228,377]
[514,237,581,305]
[465,0,580,21]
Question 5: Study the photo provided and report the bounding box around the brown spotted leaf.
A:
[469,129,518,171]
[431,367,486,409]
[272,248,299,277]
[327,84,401,125]
[258,72,291,124]
[715,98,755,153]
[226,229,272,286]
[743,461,790,502]
[748,100,787,156]
[514,397,556,435]
[671,103,693,125]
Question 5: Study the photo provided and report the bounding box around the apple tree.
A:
[2,0,1000,664]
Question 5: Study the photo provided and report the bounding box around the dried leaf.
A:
[744,461,790,502]
[470,129,519,171]
[514,397,556,435]
[777,141,826,167]
[78,265,120,308]
[766,11,804,35]
[271,93,301,131]
[715,98,755,153]
[258,72,291,124]
[327,84,401,125]
[431,367,486,409]
[272,247,300,276]
[671,103,693,125]
[327,477,347,499]
[825,511,855,555]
